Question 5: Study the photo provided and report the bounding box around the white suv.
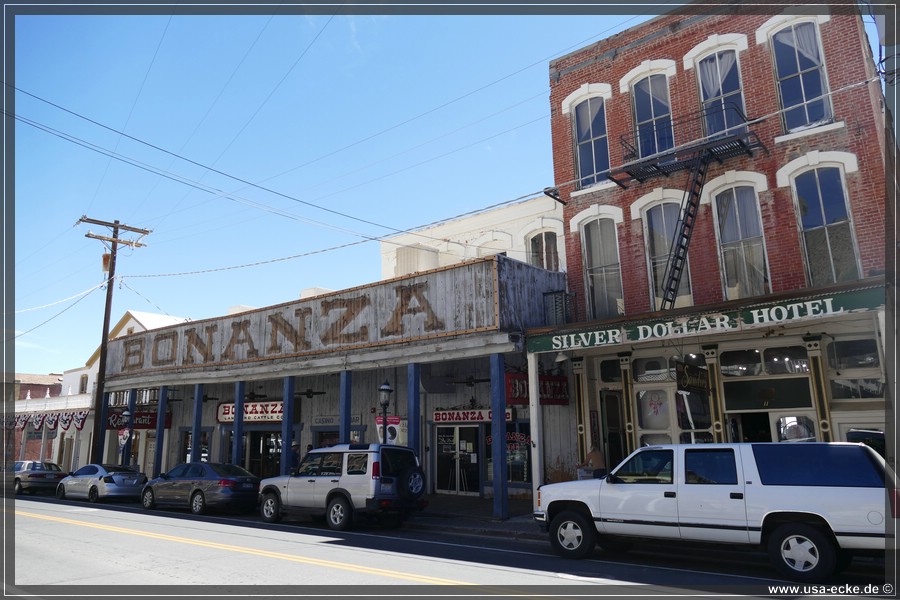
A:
[258,443,426,530]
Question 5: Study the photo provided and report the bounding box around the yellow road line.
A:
[16,510,468,585]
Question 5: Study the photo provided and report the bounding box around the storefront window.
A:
[675,391,711,430]
[720,349,761,377]
[830,378,884,400]
[763,346,809,374]
[486,423,532,485]
[827,339,879,370]
[633,357,675,382]
[637,389,670,429]
[775,415,816,442]
[599,359,622,383]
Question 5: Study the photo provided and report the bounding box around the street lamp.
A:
[378,381,393,445]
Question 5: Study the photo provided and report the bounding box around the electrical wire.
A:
[8,279,105,341]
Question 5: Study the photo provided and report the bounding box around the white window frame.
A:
[563,84,614,191]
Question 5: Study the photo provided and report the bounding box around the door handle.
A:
[730,492,744,499]
[664,491,676,498]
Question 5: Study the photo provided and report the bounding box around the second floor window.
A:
[528,231,559,271]
[574,96,610,187]
[79,374,88,394]
[795,167,860,285]
[772,21,831,132]
[647,203,692,309]
[634,74,674,157]
[583,217,624,319]
[698,50,747,137]
[715,186,769,300]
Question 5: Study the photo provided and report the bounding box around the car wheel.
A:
[260,493,282,523]
[326,496,352,531]
[88,486,100,503]
[767,523,837,583]
[14,479,22,495]
[55,485,66,500]
[549,510,596,559]
[141,488,156,509]
[398,467,425,500]
[190,491,206,515]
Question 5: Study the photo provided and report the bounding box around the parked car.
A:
[14,460,66,495]
[534,442,891,583]
[258,443,426,530]
[141,462,259,515]
[56,464,147,502]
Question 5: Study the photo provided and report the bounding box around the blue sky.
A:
[10,4,886,377]
[12,9,656,375]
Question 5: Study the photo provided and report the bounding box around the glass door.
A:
[434,425,480,496]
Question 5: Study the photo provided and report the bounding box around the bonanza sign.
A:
[505,373,568,405]
[217,401,284,423]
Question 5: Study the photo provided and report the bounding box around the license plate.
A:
[242,483,254,489]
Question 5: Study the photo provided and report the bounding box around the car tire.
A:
[88,486,100,503]
[326,496,352,531]
[260,492,282,523]
[141,488,156,509]
[549,510,596,559]
[190,491,206,515]
[767,523,837,583]
[398,467,425,500]
[14,479,22,495]
[56,485,66,500]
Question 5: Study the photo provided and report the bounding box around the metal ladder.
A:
[659,150,713,311]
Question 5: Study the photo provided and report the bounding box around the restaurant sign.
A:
[505,373,568,405]
[217,401,284,423]
[527,286,884,353]
[432,409,514,423]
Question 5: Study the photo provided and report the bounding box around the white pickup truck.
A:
[534,442,891,582]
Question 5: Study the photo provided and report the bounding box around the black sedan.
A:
[141,462,259,515]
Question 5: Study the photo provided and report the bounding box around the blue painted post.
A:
[190,383,203,462]
[281,376,296,475]
[407,364,421,456]
[122,388,137,466]
[232,381,246,467]
[153,386,168,477]
[490,353,509,519]
[339,371,352,443]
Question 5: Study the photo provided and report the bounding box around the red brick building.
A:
[526,4,889,478]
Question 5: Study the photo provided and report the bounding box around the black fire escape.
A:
[605,103,767,311]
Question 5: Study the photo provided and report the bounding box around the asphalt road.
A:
[10,495,892,598]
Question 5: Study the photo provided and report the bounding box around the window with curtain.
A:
[772,21,832,131]
[582,217,624,319]
[528,231,560,271]
[573,96,610,187]
[633,74,674,157]
[646,203,692,309]
[715,186,769,300]
[698,50,747,137]
[795,167,860,285]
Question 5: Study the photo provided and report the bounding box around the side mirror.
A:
[606,473,621,484]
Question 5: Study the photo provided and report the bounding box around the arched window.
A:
[771,21,831,132]
[573,96,610,187]
[714,186,769,299]
[697,50,746,137]
[646,203,692,309]
[528,231,559,271]
[793,167,859,284]
[582,218,624,319]
[633,74,674,157]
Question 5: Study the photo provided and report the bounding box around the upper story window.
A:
[582,217,623,319]
[698,50,747,137]
[633,74,674,157]
[78,374,89,394]
[646,202,692,310]
[714,185,769,300]
[574,96,610,187]
[772,21,832,132]
[794,166,860,285]
[528,231,560,271]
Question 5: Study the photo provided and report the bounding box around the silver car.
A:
[56,464,147,502]
[14,461,67,495]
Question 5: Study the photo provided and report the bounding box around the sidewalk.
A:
[405,493,544,542]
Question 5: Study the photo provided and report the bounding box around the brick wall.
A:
[549,8,885,322]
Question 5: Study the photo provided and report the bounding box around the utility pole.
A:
[78,216,150,465]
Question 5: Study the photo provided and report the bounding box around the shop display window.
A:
[633,357,675,382]
[720,349,762,377]
[763,346,809,374]
[675,390,711,430]
[827,338,883,402]
[599,359,622,383]
[486,423,532,485]
[827,339,879,370]
[637,389,670,430]
[830,378,884,399]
